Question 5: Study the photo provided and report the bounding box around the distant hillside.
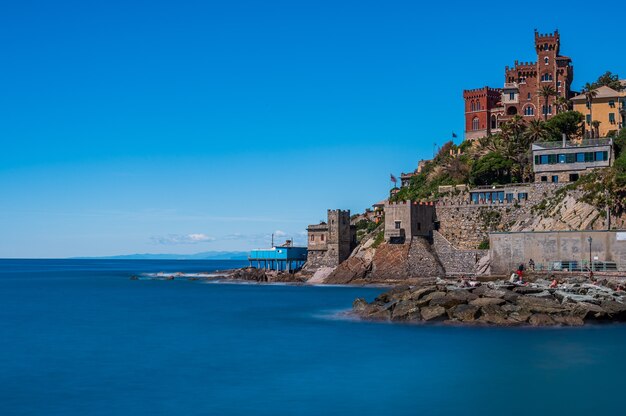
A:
[74,251,248,260]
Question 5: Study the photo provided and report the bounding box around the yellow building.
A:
[572,84,626,138]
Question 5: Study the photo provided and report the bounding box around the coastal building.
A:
[571,85,626,138]
[305,209,357,268]
[384,201,436,244]
[372,200,386,223]
[531,138,614,183]
[464,30,574,140]
[248,240,308,272]
[490,230,626,274]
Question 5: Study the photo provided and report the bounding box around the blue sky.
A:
[1,0,624,257]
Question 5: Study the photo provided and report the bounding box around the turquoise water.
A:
[1,260,625,415]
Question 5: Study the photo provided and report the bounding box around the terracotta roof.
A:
[571,85,623,101]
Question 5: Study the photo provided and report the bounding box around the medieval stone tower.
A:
[327,209,353,265]
[305,209,356,270]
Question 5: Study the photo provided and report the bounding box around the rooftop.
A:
[571,85,625,101]
[532,138,613,150]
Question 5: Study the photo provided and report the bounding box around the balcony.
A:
[532,138,612,150]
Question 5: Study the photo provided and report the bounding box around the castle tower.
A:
[327,209,354,265]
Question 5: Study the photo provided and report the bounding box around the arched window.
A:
[476,101,481,110]
[544,57,549,65]
[524,106,534,116]
[490,115,497,129]
[470,101,475,111]
[507,106,518,116]
[527,92,531,100]
[472,117,480,131]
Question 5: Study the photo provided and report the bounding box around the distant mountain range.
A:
[73,251,248,260]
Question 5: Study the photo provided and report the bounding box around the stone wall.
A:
[432,231,488,276]
[384,201,435,243]
[490,230,626,274]
[435,183,562,249]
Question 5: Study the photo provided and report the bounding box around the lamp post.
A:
[587,236,593,278]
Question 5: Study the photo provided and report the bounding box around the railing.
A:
[533,138,612,150]
[524,260,624,273]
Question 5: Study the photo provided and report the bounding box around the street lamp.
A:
[587,236,593,278]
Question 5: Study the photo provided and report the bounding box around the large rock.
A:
[352,298,368,312]
[478,305,510,325]
[325,256,371,284]
[449,304,480,322]
[470,297,506,307]
[420,306,447,321]
[391,300,421,321]
[529,313,557,326]
[516,296,565,314]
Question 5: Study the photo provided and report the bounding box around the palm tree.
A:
[582,82,598,138]
[538,85,557,121]
[554,96,570,114]
[591,120,601,139]
[525,119,551,142]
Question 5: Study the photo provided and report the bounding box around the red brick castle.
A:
[463,30,574,140]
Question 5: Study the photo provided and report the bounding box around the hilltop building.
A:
[531,138,614,183]
[384,201,436,244]
[571,85,626,138]
[464,30,574,140]
[306,209,357,268]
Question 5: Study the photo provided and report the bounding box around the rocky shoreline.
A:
[352,276,626,326]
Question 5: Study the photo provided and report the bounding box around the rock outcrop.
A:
[353,277,626,326]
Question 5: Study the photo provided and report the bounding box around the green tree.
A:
[554,95,570,113]
[582,82,598,138]
[590,71,623,91]
[470,152,515,186]
[591,120,601,138]
[525,119,551,142]
[544,111,584,140]
[538,85,557,121]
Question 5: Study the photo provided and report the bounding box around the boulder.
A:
[430,293,467,309]
[391,300,421,321]
[470,297,506,307]
[516,296,565,314]
[571,302,608,320]
[406,286,437,301]
[449,304,480,322]
[529,313,557,326]
[513,286,546,295]
[599,300,626,319]
[352,298,368,312]
[553,315,585,326]
[478,305,510,325]
[420,306,447,321]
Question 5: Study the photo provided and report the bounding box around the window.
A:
[584,152,594,162]
[394,221,401,229]
[506,193,514,202]
[609,113,616,124]
[541,176,548,182]
[476,102,481,110]
[552,176,559,183]
[558,154,566,163]
[491,115,497,129]
[542,105,552,115]
[472,117,480,131]
[565,154,576,164]
[576,153,585,163]
[586,114,591,125]
[596,151,607,161]
[518,192,528,200]
[524,106,534,116]
[540,155,549,164]
[557,81,561,87]
[541,73,553,82]
[310,235,315,241]
[527,92,531,100]
[609,100,615,108]
[471,193,479,204]
[569,173,579,182]
[321,234,324,241]
[470,101,475,111]
[544,57,549,65]
[509,92,515,100]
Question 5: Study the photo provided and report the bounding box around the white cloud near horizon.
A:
[151,233,216,245]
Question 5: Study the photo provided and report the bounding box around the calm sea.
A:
[1,259,625,416]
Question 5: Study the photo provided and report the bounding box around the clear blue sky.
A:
[1,0,624,257]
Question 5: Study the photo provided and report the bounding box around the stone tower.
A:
[327,209,353,265]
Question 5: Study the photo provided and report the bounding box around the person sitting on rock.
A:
[549,278,558,289]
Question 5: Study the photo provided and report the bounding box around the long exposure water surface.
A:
[1,259,624,415]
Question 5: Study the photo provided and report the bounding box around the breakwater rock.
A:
[353,278,626,326]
